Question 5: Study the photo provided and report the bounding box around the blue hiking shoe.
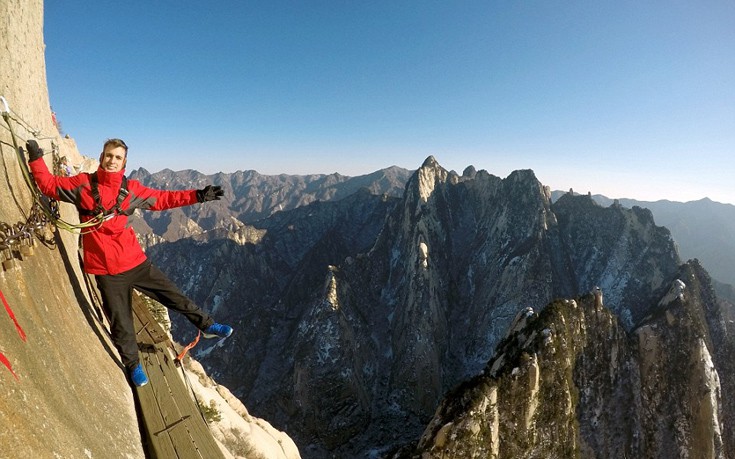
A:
[129,363,149,387]
[203,323,233,339]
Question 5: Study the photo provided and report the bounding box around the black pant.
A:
[95,259,214,370]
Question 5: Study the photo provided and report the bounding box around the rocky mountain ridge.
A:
[552,191,735,289]
[133,167,735,294]
[398,259,734,458]
[127,165,411,243]
[145,156,733,457]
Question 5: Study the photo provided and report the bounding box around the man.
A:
[26,138,233,387]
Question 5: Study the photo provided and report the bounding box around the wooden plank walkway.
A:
[132,296,225,459]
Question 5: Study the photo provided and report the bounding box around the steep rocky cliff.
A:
[552,191,735,290]
[399,260,734,458]
[0,2,299,458]
[1,2,142,457]
[146,155,727,457]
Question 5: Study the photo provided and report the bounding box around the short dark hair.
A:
[103,138,128,156]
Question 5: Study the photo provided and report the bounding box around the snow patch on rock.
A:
[658,279,686,307]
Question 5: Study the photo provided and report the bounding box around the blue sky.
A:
[44,1,734,204]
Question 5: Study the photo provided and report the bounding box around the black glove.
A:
[26,140,44,162]
[196,185,224,202]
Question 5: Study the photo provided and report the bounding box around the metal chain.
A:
[0,97,61,269]
[0,201,56,270]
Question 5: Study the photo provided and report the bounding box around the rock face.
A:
[553,191,735,292]
[1,2,143,457]
[400,260,734,458]
[148,157,727,457]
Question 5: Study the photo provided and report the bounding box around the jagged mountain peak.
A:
[130,166,151,177]
[639,259,720,328]
[657,278,687,307]
[461,165,477,178]
[421,155,441,169]
[506,168,538,183]
[405,155,450,203]
[405,293,627,458]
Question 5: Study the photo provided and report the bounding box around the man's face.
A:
[100,146,126,172]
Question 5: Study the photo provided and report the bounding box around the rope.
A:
[1,96,108,234]
[0,138,30,219]
[82,268,110,328]
[0,96,54,141]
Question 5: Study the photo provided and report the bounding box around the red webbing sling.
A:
[1,288,25,380]
[1,288,26,341]
[0,351,18,380]
[176,330,201,362]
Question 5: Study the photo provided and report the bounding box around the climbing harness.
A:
[78,172,130,220]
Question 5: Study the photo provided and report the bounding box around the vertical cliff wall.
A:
[0,1,145,457]
[1,3,302,458]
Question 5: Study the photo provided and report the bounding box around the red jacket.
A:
[30,158,200,275]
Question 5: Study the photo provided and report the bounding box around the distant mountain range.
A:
[130,166,735,291]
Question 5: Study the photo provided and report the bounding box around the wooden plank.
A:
[157,342,223,459]
[172,361,224,458]
[141,346,195,458]
[170,379,224,459]
[152,348,202,459]
[135,349,178,458]
[182,408,225,459]
[131,307,225,459]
